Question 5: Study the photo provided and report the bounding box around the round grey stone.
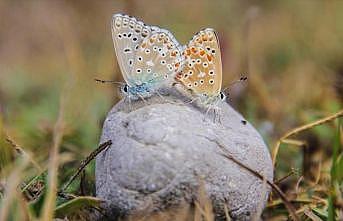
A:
[96,90,273,220]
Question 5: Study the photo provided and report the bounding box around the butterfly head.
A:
[198,91,225,106]
[121,84,129,95]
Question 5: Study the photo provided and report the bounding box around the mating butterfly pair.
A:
[112,14,225,107]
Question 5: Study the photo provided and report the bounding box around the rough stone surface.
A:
[96,90,273,220]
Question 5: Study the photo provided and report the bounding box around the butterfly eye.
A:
[200,79,204,84]
[136,68,142,73]
[145,49,150,54]
[196,59,201,64]
[203,62,208,68]
[220,92,225,100]
[211,49,216,54]
[209,79,214,84]
[117,34,122,39]
[132,37,138,42]
[123,85,128,93]
[160,60,166,65]
[137,56,143,61]
[153,46,158,51]
[147,69,152,73]
[209,70,214,75]
[188,70,193,75]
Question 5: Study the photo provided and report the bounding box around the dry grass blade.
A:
[5,134,43,173]
[216,141,300,221]
[40,95,66,221]
[223,204,231,221]
[274,168,296,185]
[194,180,214,221]
[0,159,29,221]
[59,140,112,193]
[303,206,322,221]
[272,109,343,166]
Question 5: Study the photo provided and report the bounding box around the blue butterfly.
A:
[111,14,183,100]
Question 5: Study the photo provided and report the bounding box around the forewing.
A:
[111,14,152,86]
[176,28,222,97]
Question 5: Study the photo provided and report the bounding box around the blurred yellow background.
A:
[0,0,342,177]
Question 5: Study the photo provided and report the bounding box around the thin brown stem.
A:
[216,141,300,221]
[59,140,112,193]
[272,109,343,166]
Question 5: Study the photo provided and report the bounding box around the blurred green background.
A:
[0,0,342,219]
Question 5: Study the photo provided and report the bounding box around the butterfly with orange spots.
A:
[175,28,226,108]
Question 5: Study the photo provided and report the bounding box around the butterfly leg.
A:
[214,106,222,124]
[128,94,132,111]
[213,106,218,123]
[213,105,219,124]
[204,105,212,122]
[155,90,177,104]
[137,93,148,105]
[184,97,200,105]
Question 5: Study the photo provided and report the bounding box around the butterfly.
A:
[111,14,183,100]
[175,28,226,108]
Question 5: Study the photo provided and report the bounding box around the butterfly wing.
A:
[130,28,183,89]
[176,28,222,97]
[111,14,153,86]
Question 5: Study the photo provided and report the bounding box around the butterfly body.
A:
[112,14,183,100]
[121,78,164,100]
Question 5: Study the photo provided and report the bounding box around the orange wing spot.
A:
[199,50,205,56]
[191,47,197,54]
[149,38,154,44]
[141,43,147,48]
[208,36,214,41]
[206,54,213,62]
[174,62,180,68]
[186,49,191,56]
[171,51,177,57]
[202,35,208,41]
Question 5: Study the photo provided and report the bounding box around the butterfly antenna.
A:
[94,78,124,86]
[222,75,248,94]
